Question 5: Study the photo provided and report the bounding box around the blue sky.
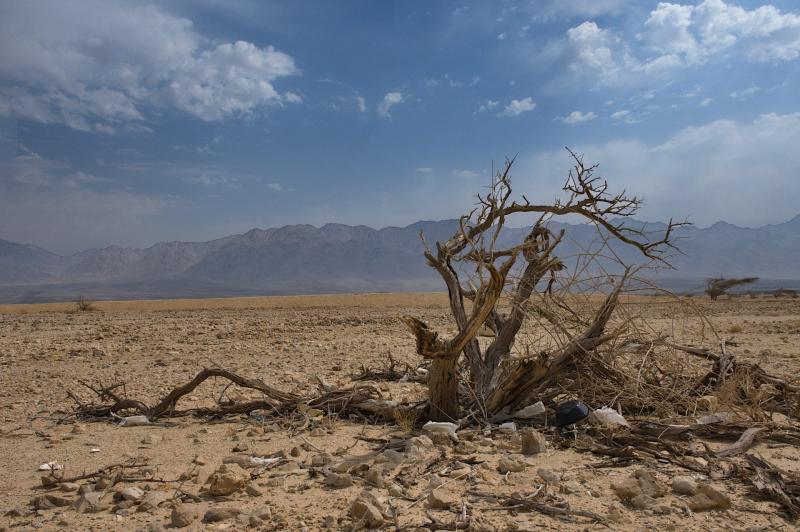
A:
[1,0,800,254]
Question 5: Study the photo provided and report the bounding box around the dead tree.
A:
[705,277,758,300]
[403,150,685,421]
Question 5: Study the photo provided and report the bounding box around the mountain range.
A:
[2,215,799,303]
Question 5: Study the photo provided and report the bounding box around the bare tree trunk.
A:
[427,357,460,421]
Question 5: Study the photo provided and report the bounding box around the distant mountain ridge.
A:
[1,215,799,303]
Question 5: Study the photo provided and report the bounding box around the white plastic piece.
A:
[249,456,281,466]
[498,421,517,433]
[38,462,64,471]
[89,447,101,453]
[118,415,151,426]
[423,421,459,441]
[512,401,546,419]
[589,406,630,428]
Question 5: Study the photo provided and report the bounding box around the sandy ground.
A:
[0,292,798,531]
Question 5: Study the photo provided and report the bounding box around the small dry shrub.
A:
[728,324,744,334]
[74,296,96,312]
[393,407,418,433]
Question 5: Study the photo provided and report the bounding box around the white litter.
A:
[118,415,150,427]
[512,401,546,419]
[89,448,101,453]
[498,421,518,433]
[38,462,63,471]
[249,456,281,466]
[423,421,459,441]
[589,406,630,428]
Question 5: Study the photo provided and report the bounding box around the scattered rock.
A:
[520,428,546,455]
[350,498,384,529]
[232,442,249,452]
[311,453,334,467]
[208,463,250,496]
[253,505,272,520]
[171,503,203,528]
[137,491,170,513]
[630,494,656,510]
[611,477,642,500]
[59,482,80,492]
[698,395,719,412]
[671,476,698,496]
[73,491,105,513]
[497,456,526,474]
[115,486,144,502]
[365,468,385,488]
[428,488,458,510]
[687,484,731,511]
[324,471,353,488]
[245,484,263,497]
[203,507,241,523]
[536,468,561,485]
[31,494,71,510]
[633,470,667,498]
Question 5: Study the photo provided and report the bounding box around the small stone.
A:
[59,482,80,492]
[611,477,642,500]
[193,455,207,466]
[698,395,718,411]
[321,514,336,528]
[31,494,71,510]
[311,453,333,467]
[497,456,526,474]
[629,494,656,510]
[607,503,630,524]
[350,498,384,528]
[324,471,353,488]
[310,427,326,437]
[116,486,144,502]
[171,503,203,528]
[687,484,731,511]
[520,428,546,455]
[331,462,351,473]
[73,491,105,513]
[232,442,249,452]
[141,435,155,445]
[290,446,302,457]
[671,476,698,496]
[365,468,385,488]
[137,491,169,513]
[202,507,240,523]
[536,468,561,485]
[245,484,263,497]
[249,515,264,527]
[208,463,250,496]
[387,484,404,497]
[633,470,667,498]
[254,505,272,520]
[428,488,458,510]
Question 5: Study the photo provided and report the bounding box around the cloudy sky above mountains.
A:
[1,0,799,253]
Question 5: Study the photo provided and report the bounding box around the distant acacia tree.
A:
[705,277,758,301]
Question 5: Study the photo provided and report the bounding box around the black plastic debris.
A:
[554,399,589,427]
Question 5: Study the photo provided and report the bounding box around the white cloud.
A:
[730,86,761,99]
[524,111,800,227]
[500,97,536,117]
[0,0,300,131]
[497,32,507,40]
[377,91,404,118]
[186,174,238,187]
[415,167,433,173]
[611,109,636,123]
[452,169,480,178]
[563,111,597,124]
[477,100,499,113]
[355,96,367,113]
[700,97,713,106]
[266,183,284,191]
[550,1,800,88]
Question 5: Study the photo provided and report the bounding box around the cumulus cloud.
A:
[500,97,536,116]
[478,100,499,113]
[550,1,800,88]
[377,91,404,118]
[524,111,800,227]
[355,96,367,113]
[0,0,300,131]
[563,111,597,123]
[415,167,433,173]
[730,86,761,99]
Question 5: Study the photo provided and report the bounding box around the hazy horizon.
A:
[2,0,800,254]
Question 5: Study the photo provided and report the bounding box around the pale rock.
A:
[170,503,203,528]
[202,507,241,523]
[497,456,526,474]
[324,471,353,488]
[116,486,144,502]
[428,488,458,510]
[536,468,560,485]
[137,491,169,512]
[365,468,385,488]
[611,477,642,500]
[73,491,105,513]
[630,494,656,510]
[633,470,667,498]
[311,453,334,467]
[254,505,272,520]
[208,463,250,496]
[350,498,384,529]
[520,428,546,455]
[687,484,731,511]
[671,476,698,496]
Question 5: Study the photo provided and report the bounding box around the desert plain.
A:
[0,292,798,531]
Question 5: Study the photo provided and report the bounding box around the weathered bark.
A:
[427,356,460,421]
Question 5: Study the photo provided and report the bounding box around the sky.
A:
[1,0,800,254]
